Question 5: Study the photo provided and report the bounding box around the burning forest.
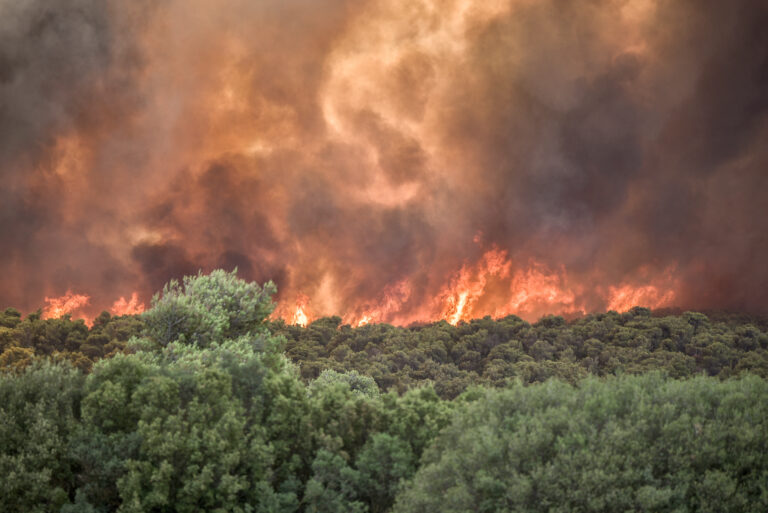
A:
[2,0,768,325]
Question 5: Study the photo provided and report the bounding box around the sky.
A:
[1,0,767,324]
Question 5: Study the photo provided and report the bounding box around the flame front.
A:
[42,292,91,321]
[288,294,311,327]
[293,306,308,327]
[279,247,678,327]
[111,293,146,316]
[607,273,679,313]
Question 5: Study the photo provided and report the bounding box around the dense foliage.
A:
[271,309,768,398]
[0,307,143,373]
[4,294,768,399]
[394,374,768,512]
[1,270,767,512]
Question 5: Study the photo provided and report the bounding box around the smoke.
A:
[2,0,767,322]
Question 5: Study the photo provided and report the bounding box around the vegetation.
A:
[0,307,143,373]
[1,270,767,512]
[270,310,768,398]
[394,375,768,512]
[3,302,768,399]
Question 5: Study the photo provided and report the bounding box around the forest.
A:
[2,270,767,512]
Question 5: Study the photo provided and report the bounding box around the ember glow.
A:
[2,0,768,323]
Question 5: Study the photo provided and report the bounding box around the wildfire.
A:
[345,280,413,327]
[291,294,311,327]
[37,253,679,329]
[2,0,760,342]
[607,284,676,312]
[502,263,580,318]
[275,248,679,326]
[42,291,91,320]
[40,291,148,325]
[111,292,146,316]
[438,247,511,325]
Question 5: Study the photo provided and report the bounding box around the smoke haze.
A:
[2,0,767,323]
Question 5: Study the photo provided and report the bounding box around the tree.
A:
[302,450,365,513]
[142,269,277,347]
[354,433,415,513]
[0,307,22,329]
[311,370,380,399]
[0,362,83,512]
[393,374,768,513]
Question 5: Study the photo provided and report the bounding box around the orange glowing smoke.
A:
[278,247,679,326]
[607,282,677,313]
[12,0,740,326]
[42,291,91,320]
[501,263,580,319]
[345,280,413,327]
[111,292,146,316]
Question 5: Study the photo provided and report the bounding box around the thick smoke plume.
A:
[2,0,768,324]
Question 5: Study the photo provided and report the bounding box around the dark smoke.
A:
[1,0,767,321]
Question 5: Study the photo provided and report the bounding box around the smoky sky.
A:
[1,0,767,321]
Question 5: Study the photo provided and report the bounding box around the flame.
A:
[345,280,413,326]
[289,294,311,327]
[501,263,580,319]
[604,266,678,312]
[355,314,372,327]
[111,292,146,316]
[42,291,91,320]
[275,248,679,325]
[293,306,308,327]
[41,291,149,325]
[438,248,510,325]
[10,0,738,326]
[607,284,676,312]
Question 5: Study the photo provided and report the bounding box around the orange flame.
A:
[436,250,583,324]
[604,266,678,312]
[607,283,676,312]
[438,247,511,325]
[111,292,146,316]
[42,291,91,320]
[275,247,679,325]
[505,263,579,317]
[290,293,311,327]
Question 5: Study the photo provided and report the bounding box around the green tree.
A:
[302,450,365,513]
[142,269,276,347]
[0,362,83,513]
[354,433,415,513]
[393,374,768,513]
[311,369,380,398]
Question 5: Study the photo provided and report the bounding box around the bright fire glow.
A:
[37,253,679,328]
[501,263,580,319]
[9,0,737,326]
[607,284,676,312]
[290,294,311,327]
[344,280,413,327]
[111,292,146,316]
[276,248,679,326]
[42,291,91,320]
[438,248,512,325]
